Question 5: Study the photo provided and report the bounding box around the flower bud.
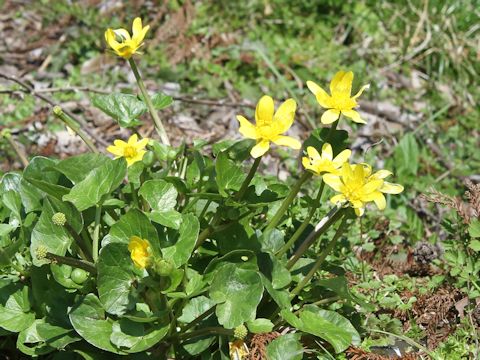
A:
[52,212,67,226]
[154,259,174,276]
[233,324,248,340]
[35,245,48,260]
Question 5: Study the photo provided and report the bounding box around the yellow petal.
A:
[323,174,343,192]
[136,138,149,150]
[113,139,127,148]
[321,143,333,161]
[107,145,124,157]
[330,71,353,96]
[105,29,119,49]
[114,28,131,41]
[132,17,143,37]
[306,146,320,161]
[373,192,386,210]
[352,84,370,100]
[237,115,257,139]
[331,194,346,204]
[272,135,301,149]
[341,163,354,182]
[255,95,274,126]
[273,98,296,133]
[380,182,404,194]
[302,157,315,172]
[342,110,366,124]
[306,80,331,108]
[372,169,393,179]
[128,134,139,145]
[354,207,365,216]
[251,140,270,158]
[361,179,383,194]
[321,109,340,124]
[332,149,351,166]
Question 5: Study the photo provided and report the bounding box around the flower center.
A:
[123,145,137,158]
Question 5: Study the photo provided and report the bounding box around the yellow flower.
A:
[302,143,351,175]
[107,134,148,167]
[229,339,249,360]
[128,236,151,269]
[237,95,301,158]
[306,71,369,124]
[105,17,150,59]
[323,163,404,216]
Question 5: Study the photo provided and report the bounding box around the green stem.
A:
[326,118,338,141]
[291,215,349,297]
[53,106,99,153]
[5,135,29,167]
[65,224,93,262]
[276,180,325,257]
[176,327,233,342]
[45,252,96,274]
[181,306,216,332]
[199,200,211,219]
[194,213,221,250]
[128,58,170,146]
[92,206,102,262]
[130,183,140,209]
[286,207,345,269]
[234,156,262,201]
[265,172,312,232]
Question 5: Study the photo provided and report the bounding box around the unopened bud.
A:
[154,259,174,276]
[233,324,248,340]
[52,212,66,226]
[36,246,48,260]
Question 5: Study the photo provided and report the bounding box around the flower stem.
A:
[53,106,99,153]
[234,156,262,201]
[4,134,29,167]
[286,207,345,269]
[264,172,312,232]
[128,58,170,146]
[176,327,233,342]
[181,306,216,332]
[276,180,325,258]
[92,206,102,262]
[45,252,97,274]
[290,214,349,297]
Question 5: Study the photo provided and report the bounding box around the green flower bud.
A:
[52,212,67,226]
[71,268,89,284]
[154,259,174,276]
[35,245,48,260]
[233,324,248,340]
[142,151,155,166]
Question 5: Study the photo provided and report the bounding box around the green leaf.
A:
[209,263,263,328]
[177,295,215,323]
[69,294,126,354]
[266,333,303,360]
[97,243,138,316]
[63,158,127,211]
[30,199,73,266]
[55,153,110,183]
[23,157,68,201]
[150,209,183,229]
[110,318,169,353]
[215,151,246,197]
[469,220,480,238]
[92,93,146,127]
[0,281,35,332]
[35,319,80,349]
[246,318,274,334]
[291,305,360,353]
[139,179,178,211]
[103,209,160,256]
[1,173,42,213]
[16,320,55,356]
[469,240,480,252]
[150,93,173,110]
[394,133,419,177]
[262,275,291,309]
[162,214,199,268]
